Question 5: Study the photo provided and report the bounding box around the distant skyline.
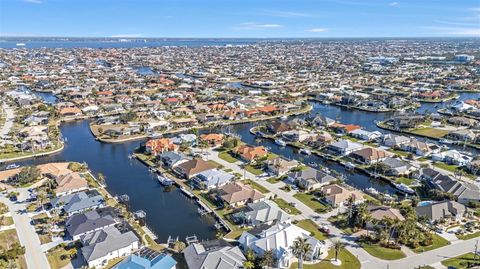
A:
[0,0,479,38]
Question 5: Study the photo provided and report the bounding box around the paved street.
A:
[0,188,51,269]
[0,102,15,137]
[205,149,479,269]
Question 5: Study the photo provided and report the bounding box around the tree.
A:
[246,248,256,262]
[333,240,344,262]
[97,173,106,185]
[243,261,255,269]
[173,241,186,252]
[16,166,41,186]
[260,249,276,269]
[290,237,312,269]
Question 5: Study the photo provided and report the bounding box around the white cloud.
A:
[22,0,42,3]
[236,22,283,30]
[389,2,399,7]
[110,34,144,38]
[308,28,328,33]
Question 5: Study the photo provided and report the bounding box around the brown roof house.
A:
[219,182,266,208]
[349,147,390,165]
[320,184,365,207]
[174,159,217,179]
[366,206,405,229]
[55,172,89,196]
[265,157,298,176]
[234,145,268,163]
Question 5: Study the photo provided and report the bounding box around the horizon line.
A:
[1,35,479,39]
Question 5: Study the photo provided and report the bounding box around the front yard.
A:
[441,252,479,268]
[358,242,406,260]
[412,233,450,253]
[289,248,360,269]
[273,198,301,215]
[293,192,329,213]
[294,219,329,240]
[47,243,79,269]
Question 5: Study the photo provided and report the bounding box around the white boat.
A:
[299,148,311,155]
[365,187,379,196]
[5,164,20,170]
[16,43,26,46]
[439,139,454,144]
[157,175,174,186]
[393,183,415,195]
[275,139,286,147]
[345,162,356,169]
[280,115,288,120]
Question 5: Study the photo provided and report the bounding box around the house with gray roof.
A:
[287,167,336,190]
[114,248,177,269]
[379,157,418,176]
[192,169,234,190]
[183,240,246,269]
[327,140,364,155]
[50,191,105,216]
[159,151,190,168]
[232,200,290,227]
[415,200,467,222]
[81,226,140,268]
[66,207,117,240]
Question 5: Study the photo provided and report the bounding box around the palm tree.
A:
[246,248,256,262]
[260,249,276,269]
[333,240,344,262]
[243,261,254,269]
[290,237,312,269]
[97,173,106,186]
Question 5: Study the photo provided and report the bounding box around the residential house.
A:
[281,130,316,142]
[114,248,177,269]
[239,223,327,268]
[327,140,364,156]
[174,159,217,179]
[50,191,105,216]
[158,152,190,168]
[379,157,417,176]
[349,129,382,141]
[199,134,224,146]
[145,138,179,156]
[381,134,411,148]
[415,200,467,222]
[309,114,336,128]
[218,182,266,208]
[265,157,298,176]
[330,123,361,134]
[400,140,439,156]
[366,206,405,229]
[234,145,268,162]
[268,121,293,134]
[447,129,477,142]
[431,150,473,166]
[192,169,234,190]
[286,167,336,190]
[232,200,290,227]
[349,147,389,165]
[66,207,117,240]
[320,184,365,207]
[81,226,140,268]
[55,172,89,196]
[183,240,246,269]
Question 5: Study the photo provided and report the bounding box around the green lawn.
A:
[395,177,416,186]
[295,219,329,240]
[412,233,450,253]
[387,149,409,157]
[457,231,480,240]
[244,164,264,175]
[0,229,27,269]
[267,177,283,184]
[47,243,78,269]
[218,151,238,163]
[293,192,329,213]
[433,162,459,173]
[273,198,301,215]
[441,252,479,269]
[410,128,448,138]
[359,242,406,260]
[289,248,360,269]
[243,179,270,194]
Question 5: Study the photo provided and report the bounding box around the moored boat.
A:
[275,139,286,147]
[299,148,311,155]
[393,183,415,195]
[5,164,20,170]
[157,175,174,186]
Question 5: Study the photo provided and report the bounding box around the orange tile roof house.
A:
[219,182,266,207]
[174,159,217,179]
[145,138,179,156]
[55,172,89,196]
[320,184,365,207]
[349,147,390,165]
[59,107,83,117]
[234,145,268,162]
[200,134,225,146]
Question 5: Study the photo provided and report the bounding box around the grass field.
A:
[293,192,329,213]
[457,231,480,240]
[441,252,479,269]
[243,179,270,194]
[273,198,301,215]
[412,233,450,253]
[218,151,238,163]
[289,248,360,269]
[359,242,406,260]
[295,219,329,240]
[244,164,264,175]
[410,128,448,138]
[47,243,78,269]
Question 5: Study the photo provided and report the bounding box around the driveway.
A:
[0,102,14,137]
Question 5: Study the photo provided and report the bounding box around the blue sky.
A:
[0,0,479,38]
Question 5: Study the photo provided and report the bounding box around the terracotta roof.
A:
[235,145,267,161]
[220,182,265,204]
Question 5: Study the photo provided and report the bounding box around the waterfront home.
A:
[467,159,480,174]
[415,200,467,223]
[174,159,217,179]
[305,132,334,148]
[114,248,177,269]
[380,134,411,148]
[59,107,83,117]
[326,140,364,156]
[50,190,105,216]
[234,145,268,163]
[183,240,246,269]
[421,168,480,204]
[448,116,478,127]
[239,222,327,268]
[349,129,382,141]
[268,121,293,134]
[158,152,190,168]
[265,157,298,176]
[330,123,361,134]
[320,184,365,207]
[399,140,440,156]
[145,138,179,156]
[232,200,290,227]
[286,167,336,191]
[447,129,477,142]
[281,129,316,142]
[379,157,417,176]
[192,169,234,190]
[431,150,472,166]
[366,206,405,229]
[199,133,224,146]
[218,182,266,208]
[54,172,89,196]
[173,134,197,145]
[65,207,117,240]
[349,147,390,165]
[309,114,336,128]
[81,226,140,268]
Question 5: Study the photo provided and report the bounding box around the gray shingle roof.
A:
[81,226,139,262]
